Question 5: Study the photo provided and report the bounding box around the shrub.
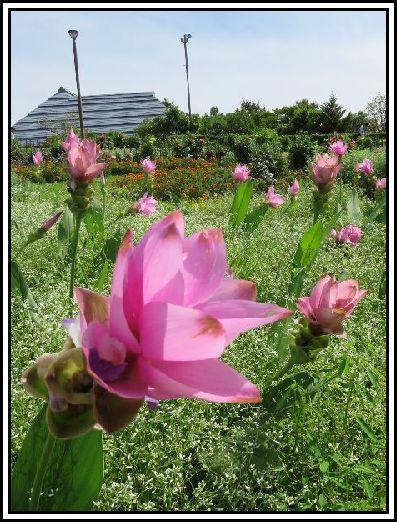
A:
[288,132,317,169]
[249,140,289,183]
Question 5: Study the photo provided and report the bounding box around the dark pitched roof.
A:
[13,87,165,144]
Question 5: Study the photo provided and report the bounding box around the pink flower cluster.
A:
[134,193,158,216]
[62,128,107,185]
[65,211,293,405]
[265,186,285,208]
[355,158,374,176]
[33,150,43,166]
[140,157,156,174]
[232,164,250,182]
[329,140,348,157]
[297,275,367,337]
[376,178,387,190]
[331,224,363,247]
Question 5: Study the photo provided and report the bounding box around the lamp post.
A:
[68,29,85,139]
[180,34,192,121]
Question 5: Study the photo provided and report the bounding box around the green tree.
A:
[318,93,346,133]
[365,93,386,132]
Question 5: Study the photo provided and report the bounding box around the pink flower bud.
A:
[33,150,43,166]
[355,158,374,175]
[289,178,299,197]
[140,157,156,174]
[375,178,386,190]
[232,164,250,182]
[133,193,158,216]
[264,186,285,208]
[329,140,348,157]
[296,275,367,337]
[40,211,63,233]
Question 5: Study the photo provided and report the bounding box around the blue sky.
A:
[11,9,387,124]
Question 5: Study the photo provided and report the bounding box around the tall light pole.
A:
[68,29,85,139]
[180,34,192,121]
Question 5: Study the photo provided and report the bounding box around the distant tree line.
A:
[135,93,386,139]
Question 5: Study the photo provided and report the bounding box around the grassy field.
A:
[11,177,386,512]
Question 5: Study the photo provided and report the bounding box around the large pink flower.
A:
[312,153,342,188]
[33,150,43,166]
[265,186,285,208]
[330,224,363,247]
[232,164,250,182]
[134,193,158,216]
[140,157,156,174]
[329,140,348,157]
[296,275,367,337]
[66,212,293,403]
[355,158,374,176]
[67,138,107,183]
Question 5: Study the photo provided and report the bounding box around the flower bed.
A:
[109,157,239,200]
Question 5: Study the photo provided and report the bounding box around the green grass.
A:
[11,177,386,512]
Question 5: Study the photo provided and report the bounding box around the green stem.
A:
[69,213,83,301]
[101,184,106,223]
[264,358,296,389]
[29,431,56,511]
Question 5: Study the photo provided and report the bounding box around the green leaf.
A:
[243,203,268,234]
[378,269,386,299]
[365,194,386,224]
[11,260,29,299]
[11,406,103,512]
[103,236,121,263]
[356,417,379,443]
[347,188,362,223]
[362,478,375,499]
[337,356,350,377]
[11,260,37,319]
[96,259,110,292]
[229,181,253,227]
[288,267,307,299]
[319,461,329,473]
[57,207,74,244]
[84,201,104,242]
[366,368,379,388]
[293,220,325,268]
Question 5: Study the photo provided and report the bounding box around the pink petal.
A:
[74,287,109,333]
[140,302,226,361]
[109,231,140,353]
[123,212,185,331]
[84,162,107,180]
[138,358,262,403]
[197,299,293,343]
[206,278,257,302]
[182,228,227,306]
[309,275,333,309]
[296,297,313,319]
[344,289,368,317]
